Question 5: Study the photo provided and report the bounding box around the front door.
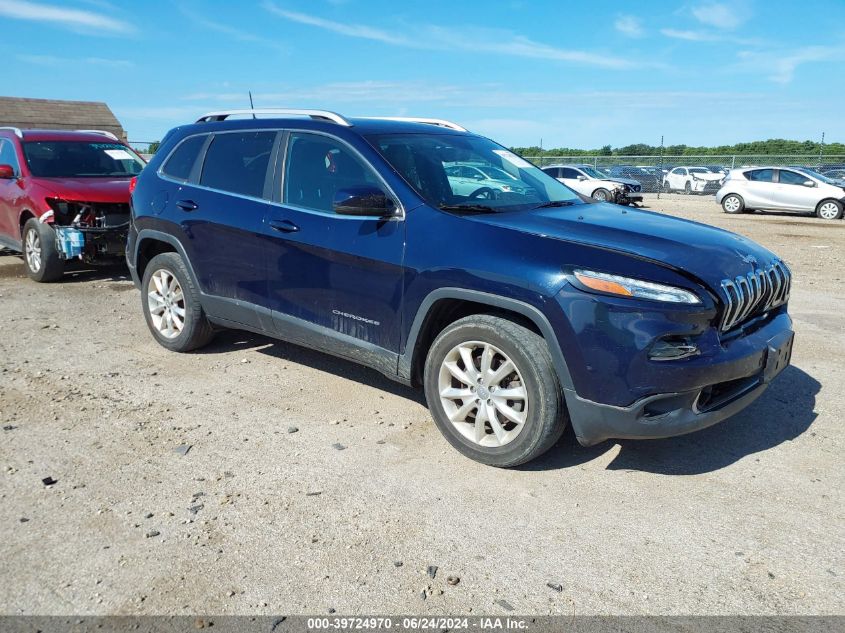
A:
[774,169,819,212]
[261,131,405,361]
[0,138,22,243]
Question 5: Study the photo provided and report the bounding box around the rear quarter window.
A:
[161,135,207,181]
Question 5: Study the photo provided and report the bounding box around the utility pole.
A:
[658,135,664,199]
[819,131,825,169]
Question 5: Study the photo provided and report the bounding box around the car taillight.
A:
[129,176,138,194]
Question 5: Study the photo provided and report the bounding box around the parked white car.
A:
[663,167,724,194]
[716,167,845,220]
[541,164,643,205]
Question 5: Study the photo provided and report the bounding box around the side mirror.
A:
[577,175,587,181]
[0,164,16,179]
[333,186,397,217]
[803,180,816,187]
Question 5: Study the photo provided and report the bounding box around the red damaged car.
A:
[0,127,145,282]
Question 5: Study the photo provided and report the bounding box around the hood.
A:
[606,177,643,188]
[472,202,779,293]
[32,177,132,203]
[690,172,723,181]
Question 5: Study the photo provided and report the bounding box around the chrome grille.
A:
[719,260,791,331]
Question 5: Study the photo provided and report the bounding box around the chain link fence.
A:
[524,155,845,196]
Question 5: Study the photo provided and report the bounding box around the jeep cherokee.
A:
[127,109,794,467]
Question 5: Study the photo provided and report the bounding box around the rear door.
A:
[169,130,278,326]
[774,169,819,212]
[743,169,776,209]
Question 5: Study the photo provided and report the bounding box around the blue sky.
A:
[1,0,843,148]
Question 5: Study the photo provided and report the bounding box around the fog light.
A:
[649,337,699,361]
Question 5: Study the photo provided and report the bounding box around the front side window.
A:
[0,139,19,172]
[367,133,581,213]
[560,168,580,179]
[161,135,207,181]
[284,132,384,213]
[778,170,810,186]
[22,141,145,178]
[200,131,276,198]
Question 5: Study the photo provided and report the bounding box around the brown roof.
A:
[0,96,126,140]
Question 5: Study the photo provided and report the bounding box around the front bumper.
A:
[566,325,794,446]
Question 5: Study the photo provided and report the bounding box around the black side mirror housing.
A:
[333,186,397,217]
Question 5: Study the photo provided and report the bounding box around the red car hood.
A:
[33,177,132,203]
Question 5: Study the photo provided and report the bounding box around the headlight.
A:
[572,269,701,304]
[500,185,512,192]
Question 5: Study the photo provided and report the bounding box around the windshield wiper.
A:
[534,200,577,209]
[438,204,496,213]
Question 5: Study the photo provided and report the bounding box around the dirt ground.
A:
[1,194,843,616]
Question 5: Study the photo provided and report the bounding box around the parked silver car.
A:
[716,167,845,220]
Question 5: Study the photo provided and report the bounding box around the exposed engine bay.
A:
[46,199,128,263]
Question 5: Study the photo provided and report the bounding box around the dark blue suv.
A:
[127,109,794,467]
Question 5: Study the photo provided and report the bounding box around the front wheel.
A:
[591,188,612,202]
[816,200,843,220]
[141,252,214,352]
[423,314,566,467]
[22,218,64,282]
[722,194,745,214]
[684,181,692,195]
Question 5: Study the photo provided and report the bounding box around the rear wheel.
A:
[423,314,566,467]
[722,194,745,214]
[141,252,214,352]
[591,188,612,202]
[816,200,843,220]
[22,218,64,282]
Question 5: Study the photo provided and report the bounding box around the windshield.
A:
[367,133,581,213]
[23,141,145,178]
[580,166,608,179]
[689,168,710,174]
[796,167,836,184]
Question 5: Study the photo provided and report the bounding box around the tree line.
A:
[511,139,845,157]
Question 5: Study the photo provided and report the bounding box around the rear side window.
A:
[162,135,206,181]
[746,169,774,182]
[200,131,276,198]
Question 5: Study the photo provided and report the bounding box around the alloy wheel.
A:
[438,341,528,448]
[25,228,41,273]
[724,196,741,213]
[819,202,840,220]
[147,269,186,339]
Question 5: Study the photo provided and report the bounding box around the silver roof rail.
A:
[77,129,119,140]
[365,117,468,132]
[0,126,23,138]
[196,108,352,126]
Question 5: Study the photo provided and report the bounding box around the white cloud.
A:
[262,2,642,69]
[263,3,408,46]
[736,46,843,84]
[660,28,720,42]
[614,15,644,38]
[691,2,749,30]
[0,0,131,33]
[180,7,288,52]
[17,53,133,68]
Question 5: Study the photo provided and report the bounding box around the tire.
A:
[722,194,745,214]
[816,199,843,220]
[470,187,497,200]
[684,181,692,195]
[22,218,64,282]
[423,314,567,467]
[591,188,612,202]
[141,252,214,352]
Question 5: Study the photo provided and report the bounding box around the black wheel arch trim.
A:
[399,287,575,391]
[131,229,201,289]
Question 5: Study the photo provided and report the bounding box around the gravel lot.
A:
[1,194,843,616]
